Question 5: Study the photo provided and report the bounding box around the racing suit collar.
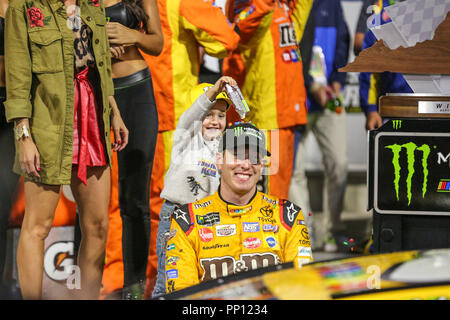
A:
[217,185,258,217]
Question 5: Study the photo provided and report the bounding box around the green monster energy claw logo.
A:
[234,126,244,136]
[392,120,402,130]
[385,142,430,206]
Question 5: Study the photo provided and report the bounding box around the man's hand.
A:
[365,111,382,131]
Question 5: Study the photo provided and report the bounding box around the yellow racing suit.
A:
[165,190,313,293]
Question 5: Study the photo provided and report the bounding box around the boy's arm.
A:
[176,93,215,132]
[180,0,239,58]
[165,204,200,293]
[172,76,235,151]
[170,93,214,156]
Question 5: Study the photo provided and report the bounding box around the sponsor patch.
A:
[216,224,237,237]
[167,243,175,251]
[262,224,279,233]
[282,50,291,63]
[173,204,193,234]
[281,200,301,230]
[299,239,311,246]
[301,227,310,240]
[297,219,306,226]
[229,206,252,215]
[260,205,274,218]
[174,208,190,225]
[243,222,260,233]
[286,202,298,223]
[290,48,299,62]
[196,212,221,227]
[297,246,312,258]
[166,269,178,280]
[199,228,214,242]
[262,195,278,206]
[166,256,179,266]
[167,228,177,241]
[193,200,212,209]
[202,243,230,250]
[243,237,262,249]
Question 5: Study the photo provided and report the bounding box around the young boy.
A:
[152,76,236,297]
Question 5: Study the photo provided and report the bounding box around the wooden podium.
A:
[366,101,450,253]
[338,4,450,253]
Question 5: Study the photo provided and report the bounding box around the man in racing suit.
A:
[165,123,313,293]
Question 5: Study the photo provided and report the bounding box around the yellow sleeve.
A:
[165,205,200,293]
[180,0,239,58]
[233,0,275,49]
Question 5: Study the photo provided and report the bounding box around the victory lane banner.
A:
[369,119,450,215]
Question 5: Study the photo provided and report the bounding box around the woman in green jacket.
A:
[4,0,128,299]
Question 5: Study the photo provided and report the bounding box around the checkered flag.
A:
[385,0,450,46]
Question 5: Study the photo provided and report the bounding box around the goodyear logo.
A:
[385,142,430,206]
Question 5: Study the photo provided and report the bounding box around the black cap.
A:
[218,122,271,157]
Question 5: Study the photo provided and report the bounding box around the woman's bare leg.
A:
[70,166,110,300]
[17,180,61,300]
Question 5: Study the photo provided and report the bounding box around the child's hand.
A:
[206,76,237,102]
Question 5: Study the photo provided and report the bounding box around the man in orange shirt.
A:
[223,0,314,199]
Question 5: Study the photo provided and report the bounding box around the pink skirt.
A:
[72,67,107,185]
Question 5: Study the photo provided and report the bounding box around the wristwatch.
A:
[14,123,31,141]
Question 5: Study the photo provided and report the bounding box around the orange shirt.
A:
[223,0,313,130]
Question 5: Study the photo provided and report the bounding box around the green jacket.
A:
[4,0,114,185]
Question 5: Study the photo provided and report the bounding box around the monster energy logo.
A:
[392,120,402,130]
[385,142,430,206]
